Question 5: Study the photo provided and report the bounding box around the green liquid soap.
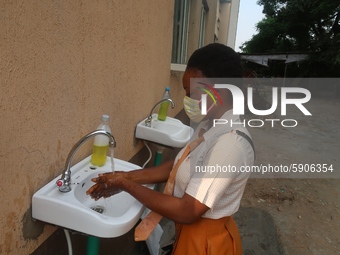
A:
[91,144,109,166]
[158,87,171,121]
[91,114,111,167]
[158,101,170,121]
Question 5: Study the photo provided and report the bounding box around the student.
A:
[87,43,255,255]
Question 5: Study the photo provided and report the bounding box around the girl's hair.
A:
[187,43,243,78]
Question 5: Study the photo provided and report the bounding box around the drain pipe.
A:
[154,145,165,166]
[87,235,100,255]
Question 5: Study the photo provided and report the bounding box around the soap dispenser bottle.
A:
[91,114,111,166]
[158,87,171,121]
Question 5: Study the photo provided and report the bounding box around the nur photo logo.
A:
[195,79,312,128]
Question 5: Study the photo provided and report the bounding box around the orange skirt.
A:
[172,216,242,255]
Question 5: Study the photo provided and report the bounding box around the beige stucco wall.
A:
[0,1,187,254]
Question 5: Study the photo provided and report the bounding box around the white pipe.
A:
[142,141,152,168]
[63,229,73,255]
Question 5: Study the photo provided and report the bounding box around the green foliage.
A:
[241,0,340,77]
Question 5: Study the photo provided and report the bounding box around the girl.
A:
[87,43,255,255]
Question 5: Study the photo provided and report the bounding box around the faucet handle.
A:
[56,179,64,187]
[145,116,152,127]
[57,178,72,192]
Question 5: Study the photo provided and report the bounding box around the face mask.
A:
[183,96,214,123]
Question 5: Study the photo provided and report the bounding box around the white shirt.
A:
[173,110,254,219]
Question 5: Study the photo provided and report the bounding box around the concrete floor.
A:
[234,207,283,255]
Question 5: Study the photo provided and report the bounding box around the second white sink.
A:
[135,114,193,148]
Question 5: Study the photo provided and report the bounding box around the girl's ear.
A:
[192,69,205,78]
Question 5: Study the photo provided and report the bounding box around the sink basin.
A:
[32,156,153,238]
[135,114,193,148]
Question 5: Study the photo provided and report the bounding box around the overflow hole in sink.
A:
[90,205,106,214]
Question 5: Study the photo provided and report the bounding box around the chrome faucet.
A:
[145,98,175,127]
[56,130,116,192]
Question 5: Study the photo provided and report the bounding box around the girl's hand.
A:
[86,172,125,200]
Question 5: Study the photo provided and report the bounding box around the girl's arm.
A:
[87,168,209,224]
[122,159,175,184]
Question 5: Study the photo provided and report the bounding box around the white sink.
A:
[32,156,153,238]
[135,114,193,148]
